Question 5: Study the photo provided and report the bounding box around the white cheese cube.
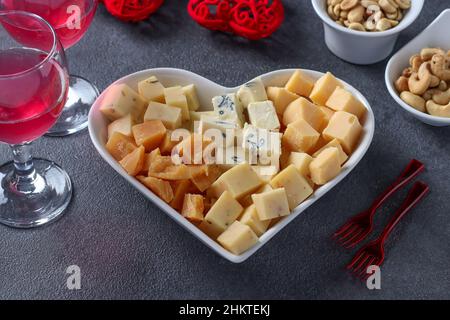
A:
[182,84,200,111]
[239,204,270,236]
[237,77,268,108]
[216,146,249,170]
[247,101,280,131]
[107,114,134,139]
[242,124,281,166]
[252,188,290,221]
[100,84,146,122]
[251,165,279,183]
[198,116,239,148]
[217,221,259,255]
[138,76,165,103]
[144,101,182,130]
[212,93,244,127]
[286,152,313,177]
[164,86,190,121]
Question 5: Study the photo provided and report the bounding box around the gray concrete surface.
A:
[0,0,449,300]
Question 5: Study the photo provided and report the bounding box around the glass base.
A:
[46,75,99,137]
[0,159,72,228]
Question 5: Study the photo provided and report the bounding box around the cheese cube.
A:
[106,132,137,161]
[137,175,174,203]
[318,106,335,131]
[239,204,270,236]
[132,120,167,152]
[138,76,165,103]
[159,130,181,155]
[252,188,290,220]
[170,179,194,210]
[282,97,325,131]
[242,124,282,165]
[189,165,222,192]
[198,116,239,148]
[217,146,250,169]
[189,111,214,121]
[202,191,243,237]
[237,77,268,108]
[310,147,341,185]
[107,114,134,139]
[326,87,366,120]
[217,221,258,255]
[286,152,313,177]
[266,86,299,115]
[270,165,313,210]
[100,84,146,122]
[322,111,362,154]
[309,72,343,106]
[164,86,190,121]
[182,194,205,223]
[282,119,320,153]
[239,183,273,207]
[144,101,182,130]
[119,146,145,176]
[209,162,263,199]
[182,84,200,111]
[247,101,280,131]
[285,70,315,97]
[312,139,348,165]
[212,93,244,127]
[251,165,279,183]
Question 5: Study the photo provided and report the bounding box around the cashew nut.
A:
[400,91,426,112]
[394,0,411,10]
[379,0,398,14]
[429,74,440,88]
[366,4,381,16]
[408,63,432,95]
[402,67,412,78]
[376,18,393,31]
[432,88,450,105]
[438,80,448,91]
[422,89,441,101]
[426,100,450,118]
[348,5,365,23]
[410,54,423,72]
[430,54,450,81]
[361,0,378,8]
[348,22,365,31]
[420,48,445,61]
[340,0,358,11]
[395,76,409,93]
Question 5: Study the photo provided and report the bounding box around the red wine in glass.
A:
[0,0,99,136]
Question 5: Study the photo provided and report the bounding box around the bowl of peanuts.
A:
[385,9,450,126]
[311,0,424,65]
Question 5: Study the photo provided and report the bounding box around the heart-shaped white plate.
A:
[88,68,375,263]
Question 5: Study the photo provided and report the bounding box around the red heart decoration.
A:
[102,0,165,22]
[188,0,284,40]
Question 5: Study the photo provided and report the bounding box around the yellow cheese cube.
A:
[138,76,165,103]
[164,86,190,121]
[239,183,273,207]
[107,114,134,139]
[239,204,270,236]
[217,221,259,255]
[100,84,146,122]
[106,132,137,161]
[209,163,263,199]
[310,147,341,185]
[285,70,316,97]
[132,120,167,152]
[282,97,325,131]
[119,145,145,176]
[318,106,335,131]
[282,119,320,153]
[322,111,362,154]
[144,101,182,130]
[326,87,366,120]
[287,152,313,177]
[312,139,348,165]
[202,191,243,237]
[182,194,204,223]
[137,175,174,203]
[309,72,343,106]
[182,84,200,111]
[251,165,279,183]
[237,77,268,108]
[252,188,290,221]
[266,86,299,115]
[270,165,313,210]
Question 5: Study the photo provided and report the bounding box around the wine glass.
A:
[0,11,72,228]
[0,0,99,136]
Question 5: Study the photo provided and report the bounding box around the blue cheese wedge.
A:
[237,77,268,108]
[247,100,280,131]
[212,93,244,127]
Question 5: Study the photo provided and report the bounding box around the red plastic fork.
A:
[333,159,424,249]
[346,181,429,279]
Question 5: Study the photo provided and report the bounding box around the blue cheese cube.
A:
[247,101,280,131]
[242,124,281,167]
[237,77,268,108]
[212,93,244,127]
[198,115,239,148]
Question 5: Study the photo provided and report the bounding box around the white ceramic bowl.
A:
[88,68,375,263]
[385,9,450,127]
[311,0,424,65]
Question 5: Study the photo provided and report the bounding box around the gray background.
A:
[1,0,449,300]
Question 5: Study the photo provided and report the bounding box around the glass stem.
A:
[9,143,38,193]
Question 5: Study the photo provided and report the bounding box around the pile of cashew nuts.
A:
[395,48,450,118]
[326,0,411,32]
